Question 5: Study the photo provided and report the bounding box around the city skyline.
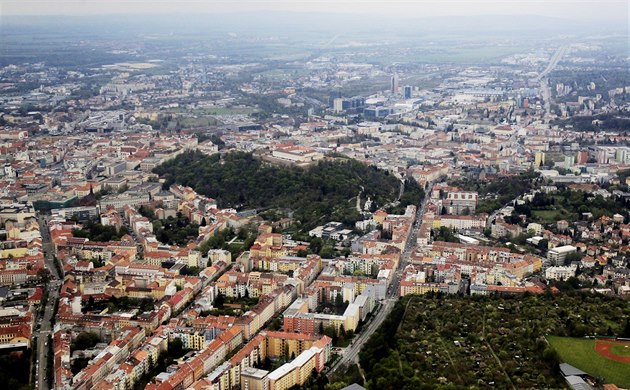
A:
[1,0,628,23]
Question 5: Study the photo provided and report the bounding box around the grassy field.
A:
[611,344,630,357]
[198,107,259,116]
[169,107,259,116]
[547,336,630,388]
[531,209,566,223]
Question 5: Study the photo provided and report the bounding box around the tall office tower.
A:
[328,92,342,108]
[391,74,399,94]
[333,98,344,114]
[404,85,412,99]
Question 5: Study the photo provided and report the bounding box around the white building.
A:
[545,265,577,280]
[547,245,577,266]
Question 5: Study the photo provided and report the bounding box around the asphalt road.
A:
[537,46,567,116]
[35,216,62,390]
[328,184,433,377]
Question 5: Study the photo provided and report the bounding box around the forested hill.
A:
[153,151,424,230]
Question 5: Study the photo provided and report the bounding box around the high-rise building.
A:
[576,150,589,164]
[597,149,609,164]
[564,155,574,170]
[328,92,342,108]
[333,98,344,114]
[534,152,546,167]
[404,85,412,99]
[391,74,399,94]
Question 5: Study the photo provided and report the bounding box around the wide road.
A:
[328,183,433,377]
[537,46,567,116]
[35,215,62,390]
[536,46,567,82]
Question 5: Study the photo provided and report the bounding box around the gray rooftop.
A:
[565,375,593,390]
[341,385,367,390]
[559,363,588,377]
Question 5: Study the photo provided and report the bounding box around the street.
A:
[35,215,62,390]
[327,183,433,377]
[537,46,567,117]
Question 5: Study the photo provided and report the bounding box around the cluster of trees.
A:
[201,291,259,317]
[72,219,129,242]
[523,188,629,224]
[197,226,257,261]
[303,237,338,259]
[335,133,380,145]
[86,296,155,313]
[317,293,349,316]
[320,323,354,347]
[355,298,408,389]
[70,332,104,374]
[152,214,199,246]
[344,293,630,389]
[153,151,423,231]
[138,205,156,219]
[208,134,226,149]
[450,170,538,214]
[552,112,630,133]
[70,332,102,352]
[617,167,630,185]
[133,338,190,390]
[431,226,460,243]
[182,266,201,276]
[0,350,32,390]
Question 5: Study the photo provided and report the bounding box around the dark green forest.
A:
[551,112,630,133]
[153,151,424,230]
[0,350,31,390]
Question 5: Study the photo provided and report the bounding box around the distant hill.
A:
[153,151,424,230]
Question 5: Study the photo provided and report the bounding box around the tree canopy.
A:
[349,293,630,390]
[72,219,129,242]
[154,151,424,230]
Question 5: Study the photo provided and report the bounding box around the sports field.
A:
[547,336,630,388]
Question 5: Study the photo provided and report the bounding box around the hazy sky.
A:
[1,0,628,22]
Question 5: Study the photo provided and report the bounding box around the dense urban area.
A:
[0,10,629,390]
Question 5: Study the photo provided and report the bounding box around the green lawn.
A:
[611,344,630,357]
[194,107,259,116]
[532,209,565,223]
[547,336,630,387]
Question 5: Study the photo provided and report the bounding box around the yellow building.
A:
[250,233,287,259]
[294,350,316,386]
[0,247,28,258]
[241,367,270,390]
[267,347,319,390]
[187,332,207,350]
[167,329,208,351]
[268,363,297,390]
[399,282,441,296]
[265,334,316,359]
[0,325,30,348]
[4,221,21,239]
